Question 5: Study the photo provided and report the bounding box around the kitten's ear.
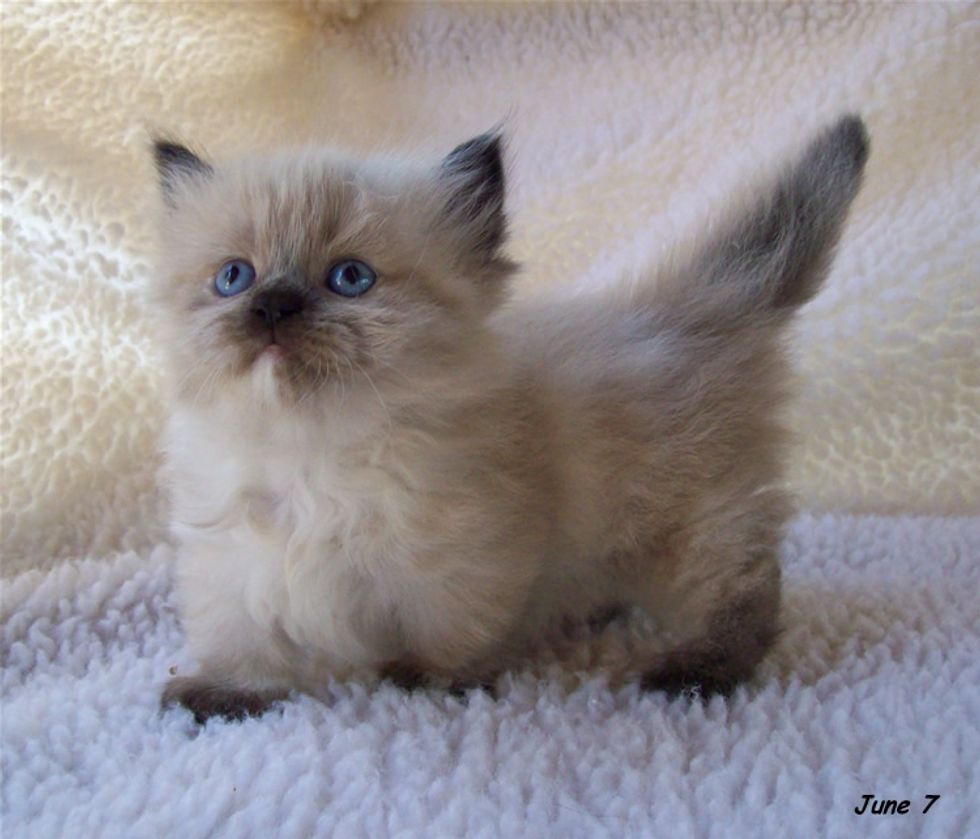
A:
[152,138,213,207]
[438,130,508,261]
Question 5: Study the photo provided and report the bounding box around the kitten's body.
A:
[156,119,868,722]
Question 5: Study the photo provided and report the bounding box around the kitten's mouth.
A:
[250,341,287,373]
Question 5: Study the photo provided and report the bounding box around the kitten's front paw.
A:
[162,676,277,724]
[380,661,498,700]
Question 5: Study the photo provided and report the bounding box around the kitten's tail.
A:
[664,115,869,324]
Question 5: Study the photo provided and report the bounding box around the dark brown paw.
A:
[381,661,498,701]
[381,661,430,692]
[641,653,742,700]
[162,676,276,724]
[586,603,626,631]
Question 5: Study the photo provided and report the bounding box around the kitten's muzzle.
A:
[251,289,306,326]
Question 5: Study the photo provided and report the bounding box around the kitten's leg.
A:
[163,549,295,723]
[639,575,781,698]
[382,553,531,696]
[634,535,782,699]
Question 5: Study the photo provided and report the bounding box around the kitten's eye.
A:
[214,260,256,297]
[326,259,376,298]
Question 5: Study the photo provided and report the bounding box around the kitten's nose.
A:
[251,289,306,325]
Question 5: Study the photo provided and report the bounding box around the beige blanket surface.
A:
[2,3,978,570]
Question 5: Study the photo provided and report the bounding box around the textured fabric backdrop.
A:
[1,2,978,837]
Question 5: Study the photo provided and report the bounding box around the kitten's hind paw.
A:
[381,661,430,692]
[447,677,498,702]
[640,655,741,700]
[162,676,279,724]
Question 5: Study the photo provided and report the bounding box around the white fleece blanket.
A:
[1,2,978,837]
[3,514,978,838]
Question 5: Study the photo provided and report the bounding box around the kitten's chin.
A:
[249,347,286,408]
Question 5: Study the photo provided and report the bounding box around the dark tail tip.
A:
[794,114,870,222]
[824,114,870,173]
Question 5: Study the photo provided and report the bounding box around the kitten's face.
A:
[153,134,514,407]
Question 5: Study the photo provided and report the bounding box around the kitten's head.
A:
[151,132,515,408]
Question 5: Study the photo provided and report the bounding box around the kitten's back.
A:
[495,116,868,565]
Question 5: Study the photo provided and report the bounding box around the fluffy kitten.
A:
[154,117,868,723]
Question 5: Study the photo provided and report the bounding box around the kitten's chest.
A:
[244,444,429,660]
[169,407,423,574]
[169,403,459,667]
[251,450,411,568]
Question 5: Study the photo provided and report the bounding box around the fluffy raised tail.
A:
[671,115,869,322]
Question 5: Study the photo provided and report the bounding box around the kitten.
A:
[154,117,868,723]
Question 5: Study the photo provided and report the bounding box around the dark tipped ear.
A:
[152,139,213,206]
[439,130,508,260]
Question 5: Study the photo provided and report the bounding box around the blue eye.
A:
[214,260,256,297]
[326,259,376,298]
